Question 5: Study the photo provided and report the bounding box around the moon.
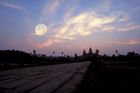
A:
[35,24,47,36]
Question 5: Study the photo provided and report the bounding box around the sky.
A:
[0,0,140,56]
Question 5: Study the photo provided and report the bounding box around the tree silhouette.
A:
[53,51,55,56]
[33,50,37,56]
[116,50,119,56]
[61,51,64,56]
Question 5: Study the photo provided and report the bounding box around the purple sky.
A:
[0,0,140,56]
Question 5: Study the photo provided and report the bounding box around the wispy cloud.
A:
[117,24,140,32]
[64,6,76,21]
[36,10,137,48]
[37,38,55,48]
[55,11,118,40]
[108,40,140,45]
[63,0,79,21]
[101,23,140,32]
[43,0,60,14]
[33,0,140,49]
[36,11,116,48]
[0,1,24,11]
[100,0,112,11]
[40,0,63,22]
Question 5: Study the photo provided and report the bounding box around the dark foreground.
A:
[0,62,90,93]
[0,61,140,93]
[74,63,140,93]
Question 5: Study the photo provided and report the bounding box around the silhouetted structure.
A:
[0,48,140,71]
[83,49,87,56]
[88,47,93,55]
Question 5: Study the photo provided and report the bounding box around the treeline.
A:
[0,50,76,67]
[0,48,140,68]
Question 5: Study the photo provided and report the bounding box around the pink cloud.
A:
[108,40,140,45]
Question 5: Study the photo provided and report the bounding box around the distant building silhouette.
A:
[95,49,99,56]
[88,47,93,55]
[83,49,87,56]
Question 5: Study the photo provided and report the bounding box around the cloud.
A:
[36,10,137,48]
[102,26,115,31]
[40,0,63,22]
[43,0,60,14]
[108,40,140,45]
[117,24,140,32]
[37,38,54,48]
[34,0,140,49]
[63,0,79,21]
[64,6,76,21]
[100,22,140,32]
[0,1,24,11]
[100,0,112,11]
[35,12,116,48]
[55,12,116,39]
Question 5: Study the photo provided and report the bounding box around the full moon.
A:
[35,24,47,36]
